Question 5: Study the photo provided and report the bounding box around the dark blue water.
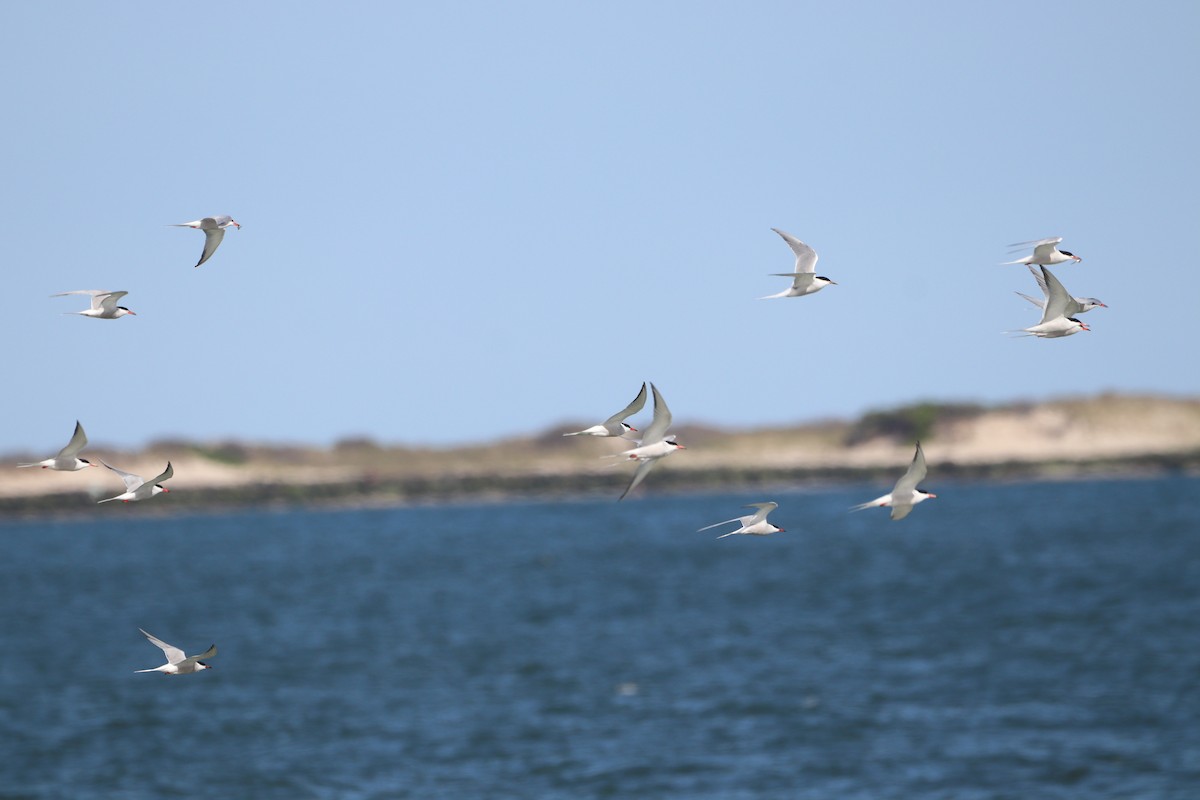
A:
[3,476,1199,799]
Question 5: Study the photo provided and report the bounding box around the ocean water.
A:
[2,476,1198,799]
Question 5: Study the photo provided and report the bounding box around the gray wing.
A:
[743,501,778,526]
[1007,236,1062,249]
[604,382,648,425]
[180,643,217,666]
[772,228,818,273]
[96,291,128,313]
[1038,266,1075,323]
[769,272,817,291]
[619,459,657,501]
[1015,291,1046,309]
[891,442,928,498]
[103,461,145,492]
[55,420,88,459]
[140,628,187,664]
[50,289,109,309]
[640,383,673,445]
[146,462,174,487]
[1025,264,1050,298]
[890,504,915,521]
[195,227,226,267]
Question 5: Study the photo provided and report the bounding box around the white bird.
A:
[98,461,173,503]
[135,628,216,675]
[51,290,136,319]
[699,501,784,539]
[563,383,647,437]
[851,442,937,520]
[1010,265,1092,338]
[616,383,685,501]
[1015,264,1106,316]
[1002,236,1081,267]
[760,228,838,299]
[17,421,98,471]
[171,215,240,268]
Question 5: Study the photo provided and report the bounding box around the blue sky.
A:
[2,2,1197,452]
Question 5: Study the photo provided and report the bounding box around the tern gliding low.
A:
[135,628,216,675]
[699,502,784,539]
[98,461,174,503]
[17,421,97,471]
[851,442,937,520]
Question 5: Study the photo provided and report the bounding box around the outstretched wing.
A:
[1038,266,1075,323]
[772,228,818,274]
[140,628,187,664]
[742,501,778,526]
[1007,236,1062,250]
[195,227,226,268]
[180,643,218,667]
[619,459,657,501]
[146,462,174,487]
[103,461,145,491]
[95,291,128,314]
[640,383,673,445]
[891,442,928,498]
[605,382,648,425]
[55,421,88,459]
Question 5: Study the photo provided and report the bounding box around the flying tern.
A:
[1002,237,1081,267]
[98,461,173,503]
[171,215,240,268]
[1010,265,1092,338]
[615,383,685,501]
[851,442,937,520]
[761,228,837,299]
[699,502,784,539]
[563,383,647,437]
[1015,264,1106,315]
[135,628,216,675]
[17,421,98,470]
[51,290,136,319]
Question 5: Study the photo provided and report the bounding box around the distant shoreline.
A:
[4,450,1196,522]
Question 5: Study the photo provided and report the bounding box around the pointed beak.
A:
[162,487,170,493]
[1073,256,1082,262]
[232,221,241,229]
[1081,323,1091,331]
[676,444,687,449]
[89,462,100,468]
[628,426,637,432]
[128,311,137,315]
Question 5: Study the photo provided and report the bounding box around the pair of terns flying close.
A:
[562,382,685,501]
[18,421,173,503]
